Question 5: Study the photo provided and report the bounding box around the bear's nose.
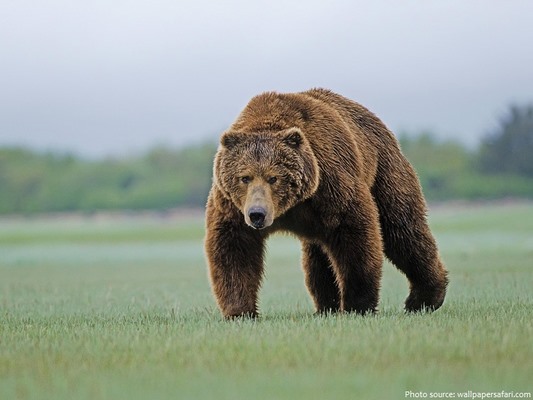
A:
[248,207,266,229]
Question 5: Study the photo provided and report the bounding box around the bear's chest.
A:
[271,200,326,240]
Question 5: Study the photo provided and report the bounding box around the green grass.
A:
[1,203,532,399]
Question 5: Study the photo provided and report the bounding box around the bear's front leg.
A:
[205,206,265,318]
[302,242,341,314]
[324,204,384,314]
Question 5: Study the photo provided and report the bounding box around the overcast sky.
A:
[1,1,532,157]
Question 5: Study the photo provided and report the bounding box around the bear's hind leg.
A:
[383,219,448,312]
[302,242,340,314]
[372,161,448,312]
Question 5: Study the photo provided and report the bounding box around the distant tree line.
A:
[400,103,533,201]
[0,104,532,214]
[0,144,216,214]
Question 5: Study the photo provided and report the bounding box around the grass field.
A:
[1,203,532,400]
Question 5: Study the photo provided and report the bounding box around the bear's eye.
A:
[241,176,252,184]
[267,177,278,185]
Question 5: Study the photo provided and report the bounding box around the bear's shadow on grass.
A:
[192,306,441,325]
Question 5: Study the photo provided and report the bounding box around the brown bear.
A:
[205,88,448,318]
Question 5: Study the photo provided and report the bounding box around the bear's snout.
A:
[248,207,266,229]
[243,183,274,229]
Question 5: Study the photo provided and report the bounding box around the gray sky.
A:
[1,1,532,157]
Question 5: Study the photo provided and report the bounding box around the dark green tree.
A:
[478,104,533,177]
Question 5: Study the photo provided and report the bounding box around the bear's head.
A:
[214,127,319,229]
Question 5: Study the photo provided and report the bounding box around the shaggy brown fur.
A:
[205,88,448,318]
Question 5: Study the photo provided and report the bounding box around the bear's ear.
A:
[221,132,240,149]
[283,129,303,149]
